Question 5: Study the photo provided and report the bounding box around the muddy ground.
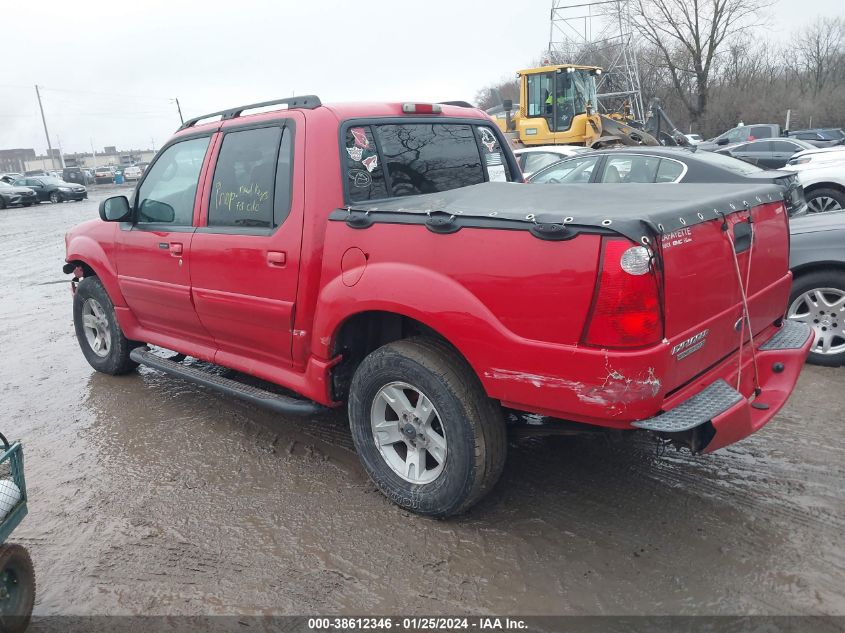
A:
[0,187,843,617]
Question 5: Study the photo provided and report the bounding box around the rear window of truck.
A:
[343,122,512,203]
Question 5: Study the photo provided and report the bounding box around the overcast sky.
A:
[1,0,842,155]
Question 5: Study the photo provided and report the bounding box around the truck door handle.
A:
[267,251,286,267]
[169,242,183,256]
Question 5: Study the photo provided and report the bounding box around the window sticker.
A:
[346,146,364,161]
[485,152,507,182]
[350,127,370,149]
[348,169,372,188]
[479,127,497,152]
[362,155,378,173]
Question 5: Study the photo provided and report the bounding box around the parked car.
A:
[0,181,38,208]
[513,145,590,178]
[93,167,115,184]
[123,165,143,181]
[788,128,845,148]
[63,167,94,186]
[684,133,703,145]
[787,145,845,167]
[64,97,810,517]
[0,173,22,184]
[23,170,49,177]
[716,137,817,169]
[789,212,845,365]
[527,147,807,216]
[13,177,87,203]
[782,149,845,213]
[698,123,781,151]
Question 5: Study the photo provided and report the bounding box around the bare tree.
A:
[790,17,845,95]
[630,0,775,124]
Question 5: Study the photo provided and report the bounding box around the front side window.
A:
[137,137,210,225]
[742,141,772,153]
[725,128,749,143]
[601,155,660,183]
[208,126,292,229]
[521,152,562,174]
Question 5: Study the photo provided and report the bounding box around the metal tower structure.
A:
[548,0,645,121]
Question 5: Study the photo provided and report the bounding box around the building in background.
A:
[3,147,157,172]
[0,149,37,173]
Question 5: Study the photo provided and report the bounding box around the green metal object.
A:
[0,434,27,545]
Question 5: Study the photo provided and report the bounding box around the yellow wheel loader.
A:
[489,64,688,149]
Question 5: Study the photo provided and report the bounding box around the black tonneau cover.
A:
[344,182,785,243]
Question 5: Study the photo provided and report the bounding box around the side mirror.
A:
[502,99,513,112]
[99,196,132,222]
[716,137,729,146]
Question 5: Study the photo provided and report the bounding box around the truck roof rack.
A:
[179,95,322,130]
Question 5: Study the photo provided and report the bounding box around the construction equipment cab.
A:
[64,96,812,518]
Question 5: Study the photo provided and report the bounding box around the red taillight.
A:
[401,103,442,114]
[583,238,663,348]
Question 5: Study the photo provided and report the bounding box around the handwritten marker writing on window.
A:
[215,181,269,214]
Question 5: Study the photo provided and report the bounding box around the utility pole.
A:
[174,97,184,125]
[35,85,57,171]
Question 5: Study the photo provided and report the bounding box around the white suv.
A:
[783,147,845,213]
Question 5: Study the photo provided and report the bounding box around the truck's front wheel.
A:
[348,338,506,518]
[73,276,140,375]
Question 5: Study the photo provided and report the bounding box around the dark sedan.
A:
[528,146,806,216]
[788,128,845,148]
[13,176,87,203]
[716,137,817,169]
[789,213,845,366]
[0,181,38,208]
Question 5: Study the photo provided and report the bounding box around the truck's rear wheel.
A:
[348,338,506,518]
[73,276,140,375]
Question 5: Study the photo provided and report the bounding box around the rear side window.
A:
[208,125,293,229]
[750,126,774,138]
[656,159,684,182]
[344,123,511,203]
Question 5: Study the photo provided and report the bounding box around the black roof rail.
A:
[438,100,474,108]
[179,95,322,130]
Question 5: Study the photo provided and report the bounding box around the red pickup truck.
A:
[64,96,812,517]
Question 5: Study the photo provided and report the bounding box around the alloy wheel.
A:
[81,298,111,358]
[787,288,845,356]
[370,381,447,484]
[806,196,843,214]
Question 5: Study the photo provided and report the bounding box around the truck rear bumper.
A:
[632,321,813,452]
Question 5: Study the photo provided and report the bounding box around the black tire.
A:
[73,276,140,375]
[805,188,845,214]
[788,270,845,367]
[0,544,35,633]
[0,199,5,210]
[49,191,62,204]
[22,203,32,207]
[348,337,506,518]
